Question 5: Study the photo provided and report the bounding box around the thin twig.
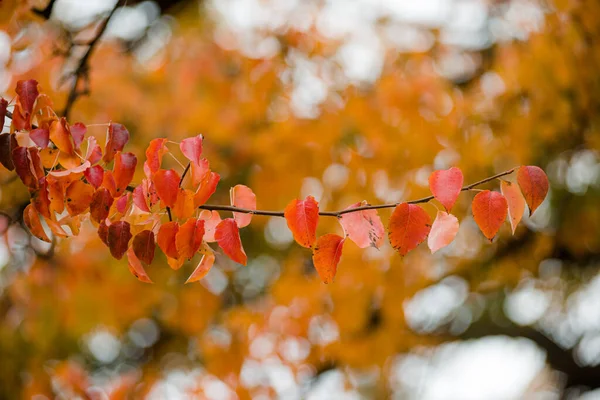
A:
[195,168,517,218]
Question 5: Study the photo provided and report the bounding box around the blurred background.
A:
[1,0,600,398]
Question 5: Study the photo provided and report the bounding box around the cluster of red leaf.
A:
[1,80,549,285]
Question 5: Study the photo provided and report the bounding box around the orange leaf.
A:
[312,234,345,284]
[388,203,431,256]
[429,167,464,211]
[284,196,319,248]
[126,247,153,283]
[153,169,180,208]
[194,171,220,207]
[230,184,256,228]
[199,210,221,242]
[23,204,50,242]
[517,166,549,216]
[215,218,247,265]
[176,218,205,260]
[180,134,203,165]
[144,138,168,175]
[113,152,137,195]
[49,118,74,154]
[65,180,94,216]
[172,188,195,219]
[427,211,459,253]
[186,245,216,283]
[133,230,155,265]
[472,190,508,240]
[90,188,114,223]
[157,221,179,259]
[339,201,384,248]
[107,221,132,260]
[501,180,525,234]
[103,122,130,163]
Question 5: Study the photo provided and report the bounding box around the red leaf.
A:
[339,201,384,248]
[98,221,110,246]
[16,79,39,116]
[30,177,51,219]
[153,169,180,208]
[157,221,179,259]
[176,218,205,260]
[113,152,137,195]
[472,190,508,240]
[284,196,319,248]
[230,184,256,228]
[108,221,132,260]
[65,180,94,216]
[49,118,74,154]
[0,98,7,129]
[84,165,104,189]
[199,210,221,242]
[215,218,247,265]
[115,194,129,214]
[427,211,459,253]
[90,188,114,223]
[190,158,209,186]
[186,245,216,283]
[133,230,155,265]
[388,203,431,256]
[312,234,345,284]
[144,138,168,175]
[103,122,130,163]
[133,178,158,212]
[30,128,50,148]
[517,166,549,216]
[180,134,203,165]
[23,204,50,242]
[70,122,87,149]
[194,170,220,207]
[0,133,17,170]
[126,247,153,283]
[13,146,43,188]
[429,167,464,211]
[501,180,525,234]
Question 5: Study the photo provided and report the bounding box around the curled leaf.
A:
[472,190,508,240]
[23,204,50,242]
[339,201,384,248]
[388,203,431,256]
[145,138,168,175]
[284,196,319,248]
[126,247,153,283]
[194,170,220,207]
[427,211,459,253]
[49,118,74,154]
[215,218,247,265]
[517,166,549,216]
[0,133,18,170]
[186,245,216,283]
[312,234,345,284]
[501,180,525,234]
[176,218,205,260]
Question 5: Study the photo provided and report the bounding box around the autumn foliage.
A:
[1,80,549,285]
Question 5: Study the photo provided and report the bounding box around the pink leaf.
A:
[180,134,204,165]
[429,167,464,211]
[339,201,384,248]
[230,184,256,228]
[427,211,459,253]
[199,210,222,242]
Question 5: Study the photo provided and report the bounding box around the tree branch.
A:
[195,168,517,218]
[61,1,121,119]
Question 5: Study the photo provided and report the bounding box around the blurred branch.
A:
[31,0,57,20]
[61,1,122,119]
